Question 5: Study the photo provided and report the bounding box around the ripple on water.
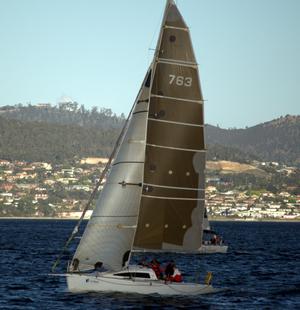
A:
[0,220,300,309]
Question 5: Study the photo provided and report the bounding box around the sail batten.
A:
[144,183,205,191]
[164,25,189,31]
[146,143,206,153]
[157,58,198,66]
[142,196,205,201]
[151,94,203,104]
[148,118,204,127]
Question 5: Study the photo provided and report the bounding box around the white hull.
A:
[198,245,228,254]
[133,245,228,254]
[66,273,216,296]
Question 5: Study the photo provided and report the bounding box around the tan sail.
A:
[134,0,206,251]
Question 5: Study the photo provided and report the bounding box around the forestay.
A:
[133,0,206,251]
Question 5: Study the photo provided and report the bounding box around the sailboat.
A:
[199,207,228,254]
[56,0,220,295]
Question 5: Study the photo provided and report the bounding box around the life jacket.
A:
[150,263,161,278]
[170,268,183,282]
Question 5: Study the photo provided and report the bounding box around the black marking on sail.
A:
[113,161,144,166]
[145,70,152,87]
[132,110,148,115]
[169,35,176,42]
[137,99,149,104]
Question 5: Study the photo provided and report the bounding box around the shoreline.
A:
[0,216,299,222]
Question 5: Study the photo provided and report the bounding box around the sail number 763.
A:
[169,74,192,87]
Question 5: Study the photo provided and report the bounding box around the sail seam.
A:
[142,195,205,201]
[157,59,197,68]
[148,118,204,128]
[158,57,197,65]
[147,143,206,153]
[163,25,189,31]
[143,183,205,191]
[151,94,203,104]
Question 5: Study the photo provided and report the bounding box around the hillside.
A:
[0,116,120,162]
[206,143,260,163]
[0,105,299,165]
[0,103,125,130]
[206,115,300,166]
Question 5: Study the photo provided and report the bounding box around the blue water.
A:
[0,220,299,309]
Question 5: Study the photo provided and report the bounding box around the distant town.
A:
[0,157,299,221]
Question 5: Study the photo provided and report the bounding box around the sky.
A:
[0,0,299,128]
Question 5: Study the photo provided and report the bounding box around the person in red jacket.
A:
[164,261,183,283]
[170,267,183,282]
[150,258,163,279]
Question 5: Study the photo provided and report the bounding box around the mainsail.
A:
[133,0,205,251]
[71,0,205,272]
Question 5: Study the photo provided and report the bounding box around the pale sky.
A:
[0,0,299,128]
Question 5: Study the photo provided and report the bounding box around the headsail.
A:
[71,69,152,272]
[133,0,206,251]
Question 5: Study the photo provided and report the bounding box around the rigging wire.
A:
[147,3,165,65]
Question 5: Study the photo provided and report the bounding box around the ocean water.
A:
[0,219,299,309]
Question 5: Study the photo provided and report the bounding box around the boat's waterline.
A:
[198,245,228,254]
[65,273,217,296]
[132,244,228,254]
